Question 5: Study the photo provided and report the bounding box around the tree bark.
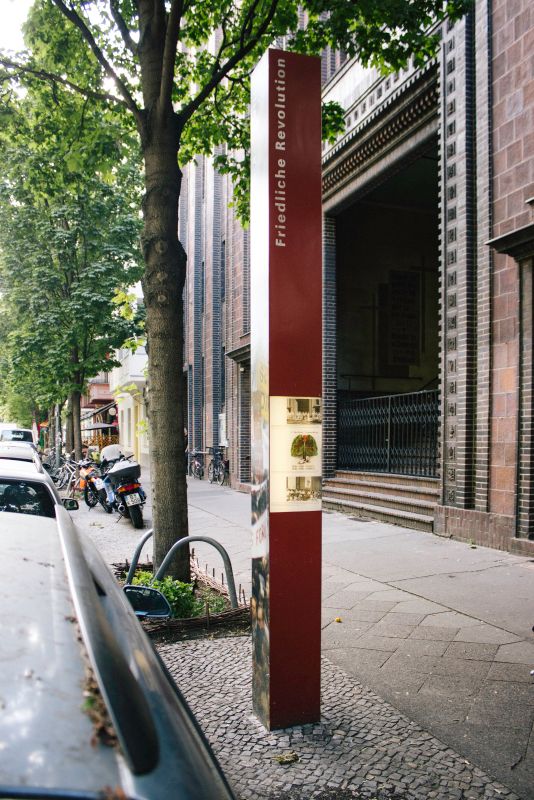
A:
[66,388,83,458]
[141,111,190,581]
[48,405,55,453]
[65,397,74,454]
[71,389,82,460]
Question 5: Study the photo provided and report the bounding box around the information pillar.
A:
[250,49,322,730]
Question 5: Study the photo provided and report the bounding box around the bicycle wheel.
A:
[193,460,202,479]
[216,462,225,486]
[208,461,215,484]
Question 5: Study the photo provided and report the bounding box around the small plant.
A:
[197,587,228,614]
[131,571,229,618]
[132,570,203,618]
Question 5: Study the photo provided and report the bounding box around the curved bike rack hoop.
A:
[125,529,238,609]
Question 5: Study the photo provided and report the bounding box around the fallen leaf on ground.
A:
[274,751,299,765]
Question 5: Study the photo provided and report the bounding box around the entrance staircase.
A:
[322,470,439,532]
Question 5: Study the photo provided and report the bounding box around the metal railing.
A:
[338,389,439,477]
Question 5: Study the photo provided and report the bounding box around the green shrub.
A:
[131,571,228,618]
[132,570,203,618]
[197,587,228,614]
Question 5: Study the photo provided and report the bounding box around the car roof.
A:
[0,512,123,792]
[0,462,61,502]
[0,443,36,460]
[0,426,33,432]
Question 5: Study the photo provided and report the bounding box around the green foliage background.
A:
[0,47,144,420]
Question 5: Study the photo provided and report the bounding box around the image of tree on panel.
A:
[290,434,318,464]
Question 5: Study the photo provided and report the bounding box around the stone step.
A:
[322,486,436,517]
[335,470,439,491]
[324,476,439,504]
[322,496,434,533]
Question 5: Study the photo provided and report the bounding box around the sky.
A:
[1,0,34,51]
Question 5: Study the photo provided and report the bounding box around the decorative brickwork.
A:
[473,0,494,514]
[439,13,477,512]
[434,504,515,549]
[322,216,337,478]
[517,258,534,539]
[209,157,223,449]
[488,0,534,534]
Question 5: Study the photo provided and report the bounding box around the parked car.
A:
[0,506,235,799]
[0,458,78,514]
[0,426,35,444]
[0,441,40,464]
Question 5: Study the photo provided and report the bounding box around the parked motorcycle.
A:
[100,444,146,529]
[79,459,112,513]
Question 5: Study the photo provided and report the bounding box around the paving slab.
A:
[323,589,373,608]
[408,625,460,641]
[453,625,522,645]
[443,642,499,662]
[487,662,534,683]
[494,641,534,664]
[368,621,418,639]
[395,639,450,658]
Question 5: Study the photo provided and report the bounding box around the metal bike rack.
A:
[125,529,239,609]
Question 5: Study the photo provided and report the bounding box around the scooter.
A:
[79,459,113,513]
[100,444,146,529]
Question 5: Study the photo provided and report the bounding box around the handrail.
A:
[155,536,238,609]
[125,527,154,584]
[127,529,239,609]
[57,510,159,775]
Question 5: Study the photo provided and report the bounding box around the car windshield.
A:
[0,430,33,443]
[0,480,56,518]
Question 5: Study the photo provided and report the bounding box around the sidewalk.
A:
[78,477,534,799]
[184,480,534,799]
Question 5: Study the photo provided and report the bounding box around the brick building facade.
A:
[183,0,534,554]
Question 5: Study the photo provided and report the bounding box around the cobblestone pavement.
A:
[159,636,522,800]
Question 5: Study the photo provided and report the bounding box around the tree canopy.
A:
[0,72,143,447]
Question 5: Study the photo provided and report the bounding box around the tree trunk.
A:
[48,405,55,453]
[71,389,82,460]
[141,117,189,581]
[65,397,73,454]
[55,403,62,467]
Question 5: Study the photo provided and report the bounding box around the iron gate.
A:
[338,389,439,477]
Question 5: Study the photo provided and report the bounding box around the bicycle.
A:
[56,457,77,490]
[189,449,205,479]
[207,446,228,486]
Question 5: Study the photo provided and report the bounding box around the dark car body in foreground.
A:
[0,507,235,800]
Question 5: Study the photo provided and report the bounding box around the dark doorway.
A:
[336,143,440,475]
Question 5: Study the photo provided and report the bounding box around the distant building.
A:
[80,373,119,448]
[108,346,149,466]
